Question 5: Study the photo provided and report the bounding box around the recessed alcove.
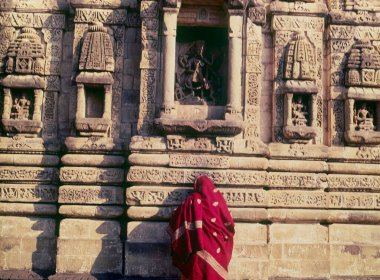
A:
[85,85,105,118]
[155,1,244,136]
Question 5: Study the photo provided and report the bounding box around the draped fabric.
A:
[167,176,235,280]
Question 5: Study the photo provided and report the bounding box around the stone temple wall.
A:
[0,0,379,279]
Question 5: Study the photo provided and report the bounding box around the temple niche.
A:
[1,27,46,137]
[282,32,319,143]
[74,22,114,137]
[344,37,380,144]
[154,0,245,136]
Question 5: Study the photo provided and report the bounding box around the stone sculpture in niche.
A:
[344,37,380,144]
[282,32,318,143]
[175,40,223,105]
[1,27,46,137]
[75,22,114,137]
[154,0,244,136]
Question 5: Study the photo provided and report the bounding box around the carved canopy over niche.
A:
[346,38,380,88]
[78,23,114,72]
[6,27,45,75]
[1,27,46,137]
[75,23,115,137]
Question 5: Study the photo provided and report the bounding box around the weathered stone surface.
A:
[59,205,124,218]
[0,202,57,215]
[0,217,56,272]
[0,154,59,166]
[330,224,380,277]
[61,154,125,167]
[57,219,122,274]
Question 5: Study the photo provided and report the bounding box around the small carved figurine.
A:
[354,103,375,131]
[292,96,308,126]
[11,94,31,120]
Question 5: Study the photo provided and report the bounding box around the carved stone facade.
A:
[0,0,380,280]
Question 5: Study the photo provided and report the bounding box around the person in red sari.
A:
[167,175,235,280]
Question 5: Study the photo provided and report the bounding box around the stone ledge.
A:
[0,270,43,280]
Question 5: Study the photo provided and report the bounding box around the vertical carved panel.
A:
[272,16,324,144]
[137,0,160,135]
[244,20,262,141]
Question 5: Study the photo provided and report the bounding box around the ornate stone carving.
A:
[280,32,319,143]
[59,186,123,204]
[175,40,225,105]
[60,167,124,184]
[75,22,115,137]
[346,38,380,88]
[0,184,58,202]
[5,27,45,75]
[283,33,316,81]
[1,27,46,137]
[0,167,59,182]
[344,38,380,145]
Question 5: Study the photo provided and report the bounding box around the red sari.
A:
[167,176,235,280]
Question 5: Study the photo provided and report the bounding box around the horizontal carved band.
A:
[0,167,59,182]
[0,184,57,202]
[127,187,380,210]
[59,186,123,204]
[60,167,124,184]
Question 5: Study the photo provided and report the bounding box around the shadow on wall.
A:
[0,216,57,280]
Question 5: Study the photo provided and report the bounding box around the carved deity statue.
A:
[354,103,375,131]
[292,96,308,126]
[11,93,31,120]
[176,40,223,105]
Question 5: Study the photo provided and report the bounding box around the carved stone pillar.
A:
[225,9,244,121]
[32,89,43,122]
[76,84,85,120]
[160,7,180,118]
[103,84,112,119]
[2,89,11,120]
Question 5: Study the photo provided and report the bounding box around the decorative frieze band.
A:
[128,166,380,191]
[60,167,124,184]
[272,15,324,32]
[127,166,268,186]
[0,12,65,28]
[0,167,59,182]
[0,184,57,202]
[127,187,380,210]
[59,186,123,204]
[74,9,127,24]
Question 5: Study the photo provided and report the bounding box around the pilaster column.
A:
[32,89,43,121]
[285,94,293,127]
[310,94,317,128]
[2,89,11,119]
[76,84,85,119]
[103,84,112,119]
[346,99,355,131]
[225,9,244,121]
[161,7,179,118]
